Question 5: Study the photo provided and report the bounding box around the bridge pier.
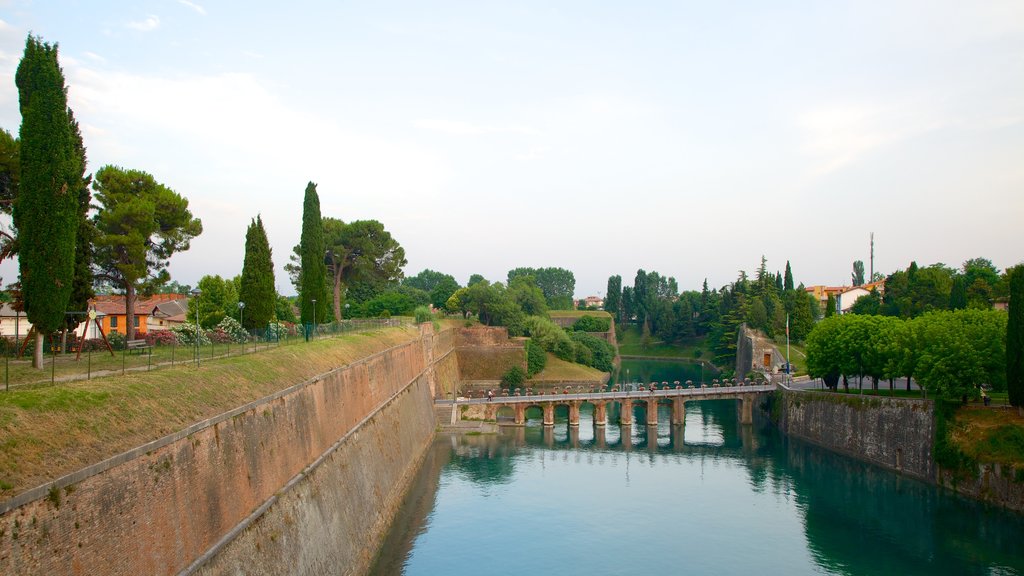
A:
[646,399,659,426]
[569,401,580,427]
[543,403,555,427]
[620,399,633,426]
[595,425,606,449]
[593,402,607,427]
[738,397,753,425]
[671,398,686,426]
[620,424,632,450]
[514,404,525,426]
[484,405,497,421]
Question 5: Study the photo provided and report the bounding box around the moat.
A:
[370,399,1024,575]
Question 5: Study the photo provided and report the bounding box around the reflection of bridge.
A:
[453,383,774,426]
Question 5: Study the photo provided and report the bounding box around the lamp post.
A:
[311,298,317,340]
[238,301,246,353]
[344,302,350,332]
[191,288,202,367]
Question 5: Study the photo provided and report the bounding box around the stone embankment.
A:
[0,323,460,576]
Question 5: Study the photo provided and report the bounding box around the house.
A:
[90,297,152,335]
[584,296,604,309]
[837,287,870,314]
[806,279,886,314]
[146,295,190,329]
[0,303,107,340]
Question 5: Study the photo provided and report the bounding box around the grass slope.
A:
[0,327,419,498]
[530,353,606,383]
[616,326,712,361]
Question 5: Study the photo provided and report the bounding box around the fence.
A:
[0,318,407,391]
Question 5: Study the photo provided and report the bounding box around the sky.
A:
[0,0,1022,298]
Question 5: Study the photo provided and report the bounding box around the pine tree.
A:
[1007,266,1024,410]
[15,36,79,368]
[784,261,794,291]
[299,182,328,328]
[239,215,276,330]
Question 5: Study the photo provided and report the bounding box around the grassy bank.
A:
[530,353,607,383]
[948,406,1024,469]
[0,326,419,498]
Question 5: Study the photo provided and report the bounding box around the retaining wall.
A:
[0,327,446,576]
[775,389,935,482]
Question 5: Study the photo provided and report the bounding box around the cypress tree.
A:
[784,261,794,292]
[1008,266,1024,410]
[825,294,837,318]
[15,36,79,368]
[239,215,276,330]
[299,182,328,327]
[65,109,95,336]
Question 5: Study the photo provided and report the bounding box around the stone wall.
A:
[938,464,1024,513]
[0,327,447,576]
[454,326,526,383]
[736,324,784,377]
[775,389,935,482]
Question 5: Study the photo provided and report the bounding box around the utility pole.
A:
[870,232,875,282]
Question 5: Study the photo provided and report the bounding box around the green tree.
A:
[275,295,297,323]
[93,166,201,341]
[403,269,453,293]
[298,182,328,327]
[604,275,622,323]
[0,128,19,264]
[784,261,794,292]
[507,267,576,310]
[1007,266,1024,409]
[806,316,843,390]
[188,275,237,328]
[949,275,968,310]
[429,277,460,310]
[848,290,881,315]
[468,274,486,286]
[15,36,80,367]
[64,109,95,337]
[825,294,837,318]
[318,218,406,323]
[852,260,865,285]
[525,338,547,377]
[239,215,275,329]
[507,274,547,316]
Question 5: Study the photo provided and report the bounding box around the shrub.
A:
[501,365,526,390]
[106,331,126,351]
[571,316,611,332]
[414,306,432,324]
[171,322,211,346]
[144,330,178,346]
[569,331,614,372]
[216,316,249,343]
[526,338,547,377]
[523,315,575,360]
[574,342,593,366]
[207,328,233,344]
[266,322,289,339]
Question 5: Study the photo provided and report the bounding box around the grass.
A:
[616,326,713,361]
[529,353,606,383]
[809,387,926,399]
[0,326,420,498]
[773,339,808,376]
[949,406,1024,468]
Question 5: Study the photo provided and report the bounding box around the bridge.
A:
[450,382,775,427]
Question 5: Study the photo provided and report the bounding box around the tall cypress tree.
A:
[299,182,328,327]
[15,36,79,368]
[65,109,95,336]
[1007,266,1024,410]
[784,261,794,292]
[604,275,621,323]
[239,215,276,330]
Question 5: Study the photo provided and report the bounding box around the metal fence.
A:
[0,318,407,391]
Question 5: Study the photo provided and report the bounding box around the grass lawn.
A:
[616,326,713,361]
[809,387,927,399]
[949,406,1024,468]
[530,353,607,383]
[0,326,419,497]
[773,339,808,376]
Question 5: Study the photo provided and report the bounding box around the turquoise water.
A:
[370,400,1024,576]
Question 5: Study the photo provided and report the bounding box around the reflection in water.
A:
[369,400,1024,576]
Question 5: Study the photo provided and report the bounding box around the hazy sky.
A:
[0,1,1022,297]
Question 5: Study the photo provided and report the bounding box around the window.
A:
[134,316,140,328]
[110,316,118,328]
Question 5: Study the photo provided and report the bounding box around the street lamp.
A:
[191,288,202,367]
[238,301,246,351]
[311,298,317,340]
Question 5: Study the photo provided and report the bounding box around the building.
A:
[806,279,886,314]
[0,303,107,340]
[576,296,604,309]
[147,296,190,329]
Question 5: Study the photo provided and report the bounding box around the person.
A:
[487,389,493,401]
[982,389,991,406]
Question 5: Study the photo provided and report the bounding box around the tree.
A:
[15,36,80,367]
[275,295,297,323]
[64,109,95,338]
[949,275,968,310]
[188,275,237,328]
[429,277,460,310]
[852,261,865,285]
[239,216,275,330]
[322,218,405,322]
[604,275,621,323]
[825,294,837,318]
[0,128,20,264]
[507,274,547,316]
[784,261,794,292]
[298,182,328,327]
[403,269,452,293]
[849,290,881,315]
[467,273,485,286]
[93,166,202,341]
[1008,266,1024,409]
[508,267,576,310]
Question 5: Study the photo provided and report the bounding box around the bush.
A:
[414,306,432,324]
[574,342,593,366]
[501,365,526,390]
[572,316,611,332]
[526,338,547,377]
[554,338,576,362]
[144,330,178,346]
[266,322,289,339]
[569,331,614,372]
[207,328,233,344]
[171,322,211,346]
[216,316,249,343]
[523,315,575,360]
[106,331,126,351]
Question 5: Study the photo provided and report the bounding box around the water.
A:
[370,399,1024,575]
[615,357,713,387]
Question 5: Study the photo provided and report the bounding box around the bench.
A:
[126,339,152,354]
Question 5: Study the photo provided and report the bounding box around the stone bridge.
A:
[452,383,774,427]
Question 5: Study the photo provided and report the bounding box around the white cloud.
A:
[177,0,207,16]
[414,118,540,136]
[515,145,550,160]
[126,15,160,32]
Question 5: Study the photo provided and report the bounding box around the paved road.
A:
[785,375,921,392]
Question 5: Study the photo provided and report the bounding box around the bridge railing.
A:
[451,382,775,405]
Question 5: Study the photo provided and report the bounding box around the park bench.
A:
[126,339,152,354]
